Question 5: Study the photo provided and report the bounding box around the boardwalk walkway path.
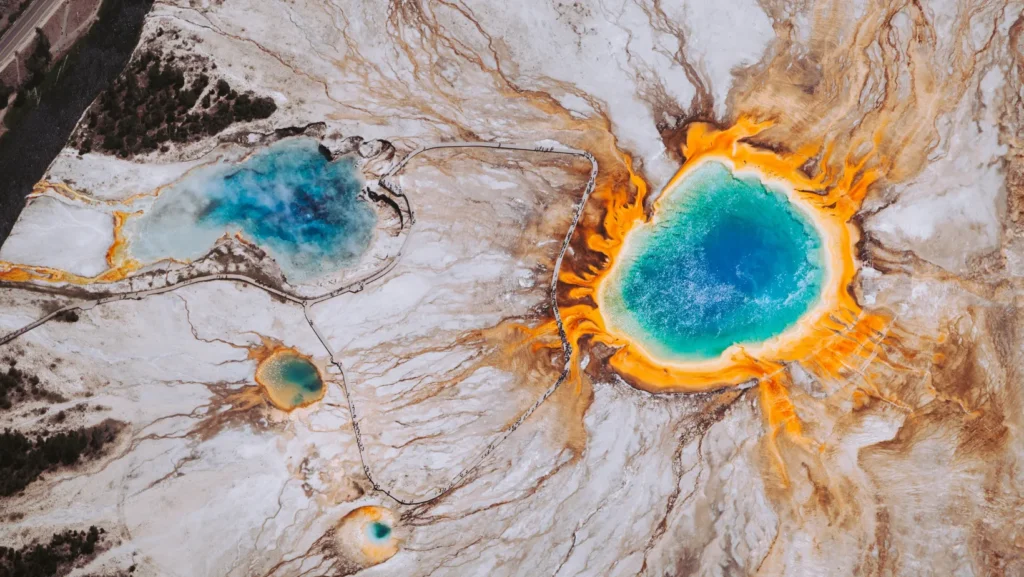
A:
[0,140,599,505]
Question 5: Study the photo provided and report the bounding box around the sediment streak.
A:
[0,140,599,506]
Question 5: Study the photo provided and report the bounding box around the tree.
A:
[12,89,27,108]
[252,96,277,119]
[24,29,51,88]
[33,28,50,55]
[178,88,198,108]
[233,92,252,120]
[0,81,11,110]
[0,525,107,576]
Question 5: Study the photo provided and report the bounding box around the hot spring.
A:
[599,161,826,362]
[255,350,325,410]
[126,138,377,283]
[333,505,400,568]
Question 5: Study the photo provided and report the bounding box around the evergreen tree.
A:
[24,29,52,88]
[0,81,11,110]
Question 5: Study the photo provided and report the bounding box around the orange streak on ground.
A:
[105,210,142,271]
[0,177,210,286]
[28,180,158,207]
[0,209,143,284]
[760,373,804,483]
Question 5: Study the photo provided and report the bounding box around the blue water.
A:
[602,162,825,361]
[366,521,392,542]
[128,138,376,282]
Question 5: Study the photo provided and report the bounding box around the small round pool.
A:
[333,506,400,568]
[255,350,325,410]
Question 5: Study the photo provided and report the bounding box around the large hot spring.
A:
[600,161,826,362]
[126,138,377,283]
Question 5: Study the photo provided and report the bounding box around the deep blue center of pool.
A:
[602,161,825,361]
[129,138,376,282]
[367,522,392,542]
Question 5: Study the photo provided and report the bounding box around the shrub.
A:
[0,421,120,497]
[55,310,79,323]
[73,50,278,157]
[0,525,106,577]
[252,96,276,119]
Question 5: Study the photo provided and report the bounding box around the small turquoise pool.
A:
[601,161,825,361]
[366,521,392,543]
[256,351,325,410]
[127,138,376,282]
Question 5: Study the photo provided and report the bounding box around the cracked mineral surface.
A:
[1,0,1023,576]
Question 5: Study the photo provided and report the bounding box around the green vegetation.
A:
[0,421,120,497]
[0,526,105,577]
[54,310,79,323]
[74,49,277,157]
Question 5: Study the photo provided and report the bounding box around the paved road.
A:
[0,0,63,72]
[0,140,600,507]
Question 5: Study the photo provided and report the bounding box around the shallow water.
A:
[602,161,825,361]
[127,138,376,282]
[257,351,324,410]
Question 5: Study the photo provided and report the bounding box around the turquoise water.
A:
[279,356,323,406]
[260,352,324,408]
[366,522,392,542]
[127,138,376,282]
[602,161,825,361]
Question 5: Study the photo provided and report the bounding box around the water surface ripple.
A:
[602,161,825,361]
